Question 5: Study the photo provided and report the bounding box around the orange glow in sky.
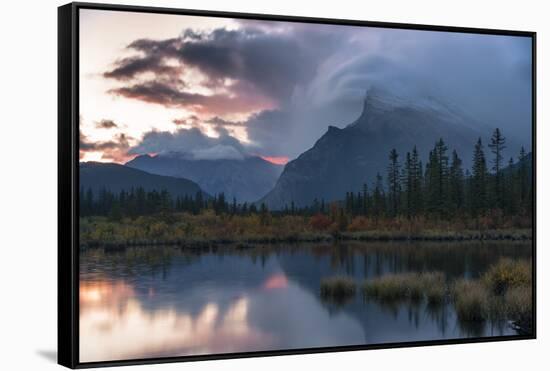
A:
[260,156,289,165]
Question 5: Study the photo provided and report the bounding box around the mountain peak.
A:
[360,86,411,116]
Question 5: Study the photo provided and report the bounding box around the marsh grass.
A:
[362,271,446,303]
[320,276,357,304]
[482,258,532,295]
[504,286,533,333]
[451,279,489,322]
[451,259,533,332]
[79,212,532,249]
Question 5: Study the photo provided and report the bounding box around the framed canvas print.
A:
[58,2,536,368]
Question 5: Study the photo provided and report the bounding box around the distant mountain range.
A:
[260,87,498,209]
[80,162,207,199]
[126,154,283,203]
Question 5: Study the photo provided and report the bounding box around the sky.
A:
[79,9,533,164]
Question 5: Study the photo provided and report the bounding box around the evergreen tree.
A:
[401,151,413,218]
[471,138,488,215]
[387,149,401,217]
[411,147,423,215]
[425,139,450,215]
[449,150,464,211]
[488,128,506,208]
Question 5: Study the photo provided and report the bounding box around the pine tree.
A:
[387,149,401,217]
[488,128,506,209]
[411,146,423,215]
[402,151,413,218]
[471,138,488,215]
[449,150,464,211]
[425,139,450,215]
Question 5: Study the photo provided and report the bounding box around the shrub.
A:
[452,279,488,322]
[310,213,333,231]
[504,286,533,333]
[421,272,446,304]
[362,272,446,302]
[482,258,532,295]
[320,276,356,303]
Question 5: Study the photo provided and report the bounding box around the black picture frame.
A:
[58,2,537,369]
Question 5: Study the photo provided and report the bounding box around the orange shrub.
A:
[309,213,333,231]
[347,216,371,232]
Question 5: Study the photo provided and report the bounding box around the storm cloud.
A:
[102,20,532,161]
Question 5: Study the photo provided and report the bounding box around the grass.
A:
[320,276,357,304]
[79,212,532,249]
[451,258,533,332]
[504,286,533,333]
[422,272,447,304]
[482,258,532,295]
[362,271,446,303]
[451,279,489,321]
[360,258,533,333]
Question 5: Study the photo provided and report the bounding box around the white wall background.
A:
[0,0,546,369]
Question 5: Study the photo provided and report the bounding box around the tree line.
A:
[342,128,532,219]
[79,187,275,219]
[80,128,531,221]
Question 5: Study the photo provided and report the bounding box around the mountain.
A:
[126,154,283,203]
[80,162,207,198]
[260,87,490,209]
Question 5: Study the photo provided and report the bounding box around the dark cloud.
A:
[103,24,344,114]
[94,119,119,129]
[80,132,133,162]
[104,22,532,160]
[108,81,268,115]
[103,55,181,81]
[103,38,181,81]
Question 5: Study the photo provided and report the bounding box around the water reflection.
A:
[79,241,531,362]
[80,280,273,362]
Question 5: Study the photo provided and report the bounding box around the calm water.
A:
[79,241,531,362]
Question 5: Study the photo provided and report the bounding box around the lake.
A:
[79,241,532,362]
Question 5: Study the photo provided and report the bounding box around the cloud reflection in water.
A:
[79,280,273,362]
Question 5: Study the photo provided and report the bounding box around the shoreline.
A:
[79,229,532,250]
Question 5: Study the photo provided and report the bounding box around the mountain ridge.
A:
[259,88,503,209]
[126,154,283,203]
[80,161,208,199]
